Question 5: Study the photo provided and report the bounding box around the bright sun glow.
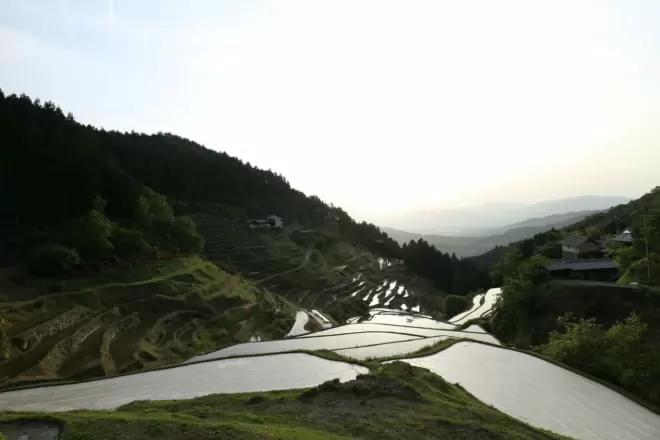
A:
[1,0,659,222]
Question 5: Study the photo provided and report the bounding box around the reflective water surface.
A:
[336,336,447,360]
[187,331,421,363]
[400,342,660,440]
[285,311,310,337]
[297,323,446,338]
[0,353,368,412]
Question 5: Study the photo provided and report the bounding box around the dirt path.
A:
[256,249,312,285]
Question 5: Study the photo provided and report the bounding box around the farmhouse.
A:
[561,236,605,260]
[248,214,284,230]
[544,259,620,282]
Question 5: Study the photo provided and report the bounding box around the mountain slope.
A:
[0,90,490,387]
[472,187,660,275]
[464,210,601,236]
[381,197,627,235]
[384,210,600,257]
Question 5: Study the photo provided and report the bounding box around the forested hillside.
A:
[486,187,660,407]
[0,90,490,385]
[0,90,490,294]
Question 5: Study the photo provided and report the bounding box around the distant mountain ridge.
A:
[383,209,603,257]
[381,196,629,235]
[462,210,603,237]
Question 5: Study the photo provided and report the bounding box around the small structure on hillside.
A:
[613,229,633,244]
[248,214,284,230]
[544,259,620,282]
[561,236,605,260]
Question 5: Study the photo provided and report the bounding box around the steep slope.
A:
[0,90,490,387]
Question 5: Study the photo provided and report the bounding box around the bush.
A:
[535,315,611,377]
[27,244,80,277]
[151,216,204,254]
[536,312,660,405]
[444,295,469,318]
[112,227,150,259]
[69,209,114,259]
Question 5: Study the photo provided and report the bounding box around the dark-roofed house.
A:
[545,259,620,282]
[561,236,605,260]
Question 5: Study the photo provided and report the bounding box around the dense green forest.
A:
[0,90,487,295]
[402,239,490,294]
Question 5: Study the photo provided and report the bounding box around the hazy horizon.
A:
[2,1,659,224]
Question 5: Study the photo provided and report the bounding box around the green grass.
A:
[371,338,463,362]
[0,362,571,440]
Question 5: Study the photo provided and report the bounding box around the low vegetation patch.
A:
[535,312,660,407]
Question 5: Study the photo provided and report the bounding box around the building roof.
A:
[613,231,633,243]
[545,259,619,272]
[562,235,589,247]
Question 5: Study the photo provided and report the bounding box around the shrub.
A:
[535,312,660,405]
[170,216,204,253]
[536,315,610,377]
[69,209,114,259]
[111,227,150,259]
[28,244,80,277]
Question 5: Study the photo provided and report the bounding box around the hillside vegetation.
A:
[0,90,492,386]
[486,187,660,407]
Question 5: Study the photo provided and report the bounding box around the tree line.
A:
[402,239,490,295]
[0,90,489,294]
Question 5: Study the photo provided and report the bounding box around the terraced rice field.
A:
[0,353,367,412]
[191,297,501,363]
[187,332,420,363]
[0,257,295,386]
[335,335,448,360]
[0,217,422,387]
[398,342,660,440]
[3,283,660,440]
[449,288,502,325]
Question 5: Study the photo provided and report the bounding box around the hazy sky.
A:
[2,0,659,222]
